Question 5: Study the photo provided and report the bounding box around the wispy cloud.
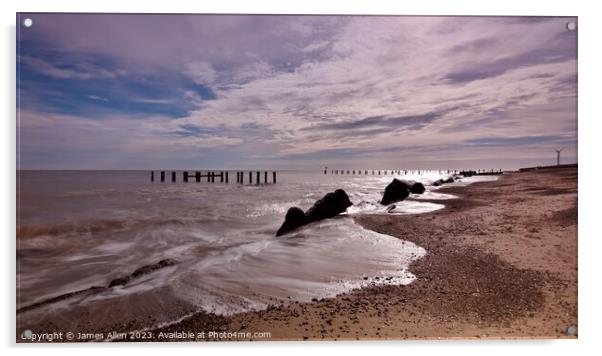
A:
[86,95,109,102]
[20,55,126,80]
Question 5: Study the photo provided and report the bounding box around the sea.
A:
[16,169,497,330]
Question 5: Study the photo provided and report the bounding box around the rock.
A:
[276,189,352,236]
[276,207,307,236]
[305,189,353,223]
[409,182,426,194]
[433,177,454,187]
[108,276,130,288]
[109,259,178,288]
[380,179,410,205]
[385,204,396,213]
[131,259,177,278]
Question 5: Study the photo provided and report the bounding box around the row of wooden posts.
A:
[150,171,277,184]
[324,168,503,175]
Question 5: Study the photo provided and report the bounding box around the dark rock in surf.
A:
[408,181,426,194]
[380,179,410,205]
[276,207,307,236]
[109,259,178,288]
[276,189,353,236]
[131,259,177,278]
[433,179,444,187]
[433,177,455,187]
[305,189,353,223]
[108,276,130,288]
[385,204,397,213]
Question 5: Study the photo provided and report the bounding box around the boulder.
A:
[276,189,353,236]
[381,179,410,205]
[276,207,307,236]
[409,181,426,194]
[108,276,130,288]
[305,189,353,223]
[433,179,444,187]
[444,177,455,184]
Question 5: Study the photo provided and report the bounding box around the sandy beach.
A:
[151,166,577,341]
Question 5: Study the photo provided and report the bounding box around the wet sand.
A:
[18,167,578,341]
[152,166,577,341]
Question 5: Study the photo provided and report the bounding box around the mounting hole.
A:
[23,18,33,28]
[566,21,576,31]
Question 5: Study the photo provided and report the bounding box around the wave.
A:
[17,219,129,239]
[16,216,223,240]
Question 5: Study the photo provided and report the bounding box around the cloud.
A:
[303,112,441,131]
[185,61,218,87]
[17,15,578,169]
[20,55,126,80]
[17,110,243,169]
[87,95,108,102]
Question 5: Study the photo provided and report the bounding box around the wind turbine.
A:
[554,148,564,166]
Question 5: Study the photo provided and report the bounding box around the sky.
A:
[17,14,577,170]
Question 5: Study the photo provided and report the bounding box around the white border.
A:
[2,1,601,355]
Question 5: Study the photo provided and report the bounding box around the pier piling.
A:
[150,170,276,185]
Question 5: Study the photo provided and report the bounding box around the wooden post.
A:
[196,171,200,182]
[171,171,176,182]
[225,171,229,183]
[273,171,277,183]
[161,171,165,182]
[151,171,154,182]
[210,172,214,183]
[264,171,268,183]
[183,172,189,182]
[256,171,260,185]
[249,171,252,184]
[220,172,224,183]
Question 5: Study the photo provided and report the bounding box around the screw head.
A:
[566,21,576,31]
[566,325,577,335]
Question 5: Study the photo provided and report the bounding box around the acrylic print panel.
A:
[16,13,577,342]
